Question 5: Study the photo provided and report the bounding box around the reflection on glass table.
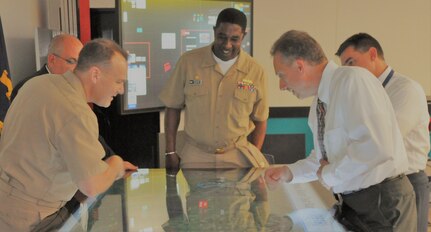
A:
[60,167,345,232]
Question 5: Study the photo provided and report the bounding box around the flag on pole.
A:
[0,16,13,133]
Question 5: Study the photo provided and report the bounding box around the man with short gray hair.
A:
[0,38,137,231]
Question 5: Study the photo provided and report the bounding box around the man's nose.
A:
[118,84,124,95]
[223,40,232,49]
[279,79,287,90]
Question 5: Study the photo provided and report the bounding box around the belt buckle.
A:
[336,193,343,205]
[383,174,403,183]
[214,148,225,154]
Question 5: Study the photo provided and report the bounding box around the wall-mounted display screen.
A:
[118,0,253,114]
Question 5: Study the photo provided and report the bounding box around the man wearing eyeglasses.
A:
[10,35,116,158]
[10,34,82,101]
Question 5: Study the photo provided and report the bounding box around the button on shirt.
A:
[378,67,430,174]
[288,61,408,194]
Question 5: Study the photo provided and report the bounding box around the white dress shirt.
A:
[288,61,408,194]
[378,67,430,174]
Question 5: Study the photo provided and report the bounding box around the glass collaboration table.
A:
[60,167,345,232]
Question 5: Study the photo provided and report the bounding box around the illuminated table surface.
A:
[60,168,345,232]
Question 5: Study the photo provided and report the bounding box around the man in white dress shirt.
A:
[265,30,416,231]
[336,32,430,232]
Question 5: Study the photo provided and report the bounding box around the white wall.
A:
[2,0,431,104]
[0,0,47,85]
[253,0,431,107]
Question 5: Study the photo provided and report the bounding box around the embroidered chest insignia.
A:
[237,79,256,92]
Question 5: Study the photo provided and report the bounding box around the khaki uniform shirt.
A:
[159,45,269,167]
[0,71,107,204]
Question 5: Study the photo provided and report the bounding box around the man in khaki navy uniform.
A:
[0,39,137,231]
[159,8,269,169]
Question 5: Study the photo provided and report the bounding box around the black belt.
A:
[337,174,405,198]
[63,196,80,213]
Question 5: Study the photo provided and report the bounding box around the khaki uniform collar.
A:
[200,44,249,75]
[62,70,87,103]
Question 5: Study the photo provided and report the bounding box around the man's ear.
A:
[90,67,101,84]
[47,53,56,65]
[296,59,305,73]
[369,47,378,61]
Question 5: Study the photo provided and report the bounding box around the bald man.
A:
[11,34,83,101]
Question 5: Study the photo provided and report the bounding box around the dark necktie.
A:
[382,69,394,87]
[317,98,328,160]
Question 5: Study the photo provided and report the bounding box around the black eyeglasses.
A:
[52,53,78,65]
